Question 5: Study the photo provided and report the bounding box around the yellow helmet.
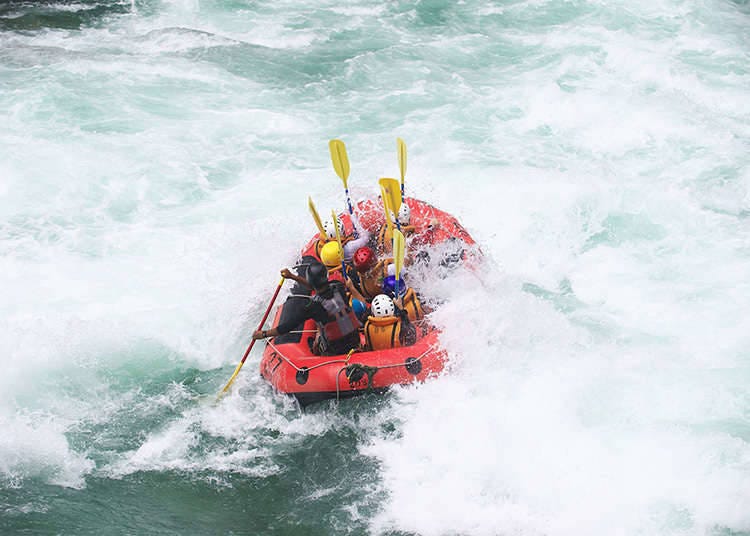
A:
[320,241,343,267]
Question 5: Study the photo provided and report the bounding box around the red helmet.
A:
[353,247,376,273]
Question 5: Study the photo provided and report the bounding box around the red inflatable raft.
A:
[259,197,477,406]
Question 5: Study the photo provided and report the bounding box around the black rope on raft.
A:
[336,363,379,402]
[335,354,381,402]
[345,363,379,385]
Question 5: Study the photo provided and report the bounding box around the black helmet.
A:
[306,262,329,290]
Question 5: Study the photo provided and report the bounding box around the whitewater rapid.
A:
[2,0,750,534]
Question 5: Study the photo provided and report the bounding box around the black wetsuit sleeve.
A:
[276,282,349,335]
[275,301,327,334]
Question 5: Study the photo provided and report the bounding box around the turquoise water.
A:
[2,0,750,534]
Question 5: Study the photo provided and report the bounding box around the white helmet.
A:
[371,294,395,317]
[399,204,411,225]
[391,204,411,225]
[323,217,344,239]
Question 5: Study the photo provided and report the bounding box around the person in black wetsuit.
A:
[252,262,362,356]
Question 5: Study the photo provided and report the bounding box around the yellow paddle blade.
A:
[397,138,407,187]
[308,196,326,240]
[218,359,245,397]
[331,209,344,250]
[217,276,285,399]
[329,139,350,189]
[378,177,401,215]
[393,229,405,280]
[379,183,394,232]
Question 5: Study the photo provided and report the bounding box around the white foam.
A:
[0,412,94,489]
[1,1,749,533]
[365,259,750,535]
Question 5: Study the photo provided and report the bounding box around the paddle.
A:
[308,196,326,241]
[379,182,394,234]
[379,177,402,230]
[218,277,285,398]
[329,139,358,238]
[397,138,406,199]
[392,228,405,298]
[331,209,347,280]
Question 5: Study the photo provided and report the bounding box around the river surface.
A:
[1,0,749,534]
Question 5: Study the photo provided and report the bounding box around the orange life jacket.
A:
[354,259,393,301]
[377,225,415,254]
[364,315,402,351]
[401,287,424,322]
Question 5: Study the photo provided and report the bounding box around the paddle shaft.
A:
[331,210,348,281]
[329,139,359,238]
[393,229,405,298]
[218,277,285,396]
[397,137,407,200]
[344,189,359,238]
